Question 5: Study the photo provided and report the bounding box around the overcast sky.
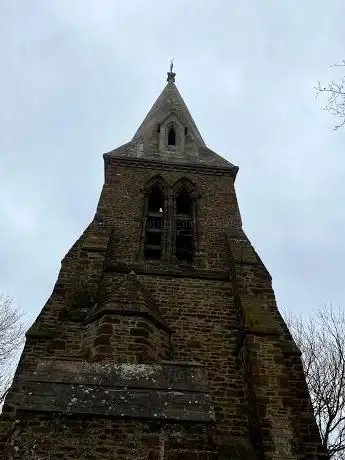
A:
[1,1,345,329]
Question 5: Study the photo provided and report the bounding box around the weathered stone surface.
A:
[17,360,210,391]
[10,381,214,422]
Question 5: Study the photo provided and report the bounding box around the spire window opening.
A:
[175,188,194,263]
[144,185,164,260]
[167,126,176,146]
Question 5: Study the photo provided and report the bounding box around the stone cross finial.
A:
[167,58,176,83]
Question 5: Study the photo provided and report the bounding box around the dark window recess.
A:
[168,126,176,146]
[144,185,164,260]
[185,127,188,136]
[158,124,160,133]
[175,188,193,263]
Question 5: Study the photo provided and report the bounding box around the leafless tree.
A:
[0,295,24,405]
[285,305,345,459]
[316,61,345,130]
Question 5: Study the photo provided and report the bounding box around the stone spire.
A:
[132,65,205,147]
[106,65,238,172]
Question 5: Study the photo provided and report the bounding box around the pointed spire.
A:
[167,58,176,83]
[132,65,206,147]
[105,65,238,173]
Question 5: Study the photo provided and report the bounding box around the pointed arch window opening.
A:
[167,126,176,146]
[175,188,194,263]
[142,179,197,265]
[144,185,165,260]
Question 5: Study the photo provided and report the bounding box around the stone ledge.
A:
[105,262,231,281]
[18,360,209,392]
[9,381,215,422]
[103,154,238,177]
[9,361,214,423]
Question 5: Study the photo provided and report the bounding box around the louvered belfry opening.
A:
[175,188,194,263]
[144,185,164,260]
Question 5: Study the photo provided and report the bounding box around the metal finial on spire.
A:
[167,58,176,83]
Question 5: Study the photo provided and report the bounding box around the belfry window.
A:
[175,188,194,263]
[144,185,164,260]
[167,126,176,146]
[141,177,198,265]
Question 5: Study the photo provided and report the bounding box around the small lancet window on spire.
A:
[168,126,176,146]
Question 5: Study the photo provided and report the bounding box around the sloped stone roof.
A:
[104,77,238,172]
[105,141,237,171]
[87,271,170,332]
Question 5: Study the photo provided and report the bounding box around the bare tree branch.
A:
[285,305,345,459]
[0,295,24,405]
[315,61,345,130]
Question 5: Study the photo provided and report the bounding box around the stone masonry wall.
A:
[0,155,328,459]
[117,272,247,438]
[15,273,249,440]
[9,161,248,438]
[85,314,171,363]
[2,413,218,460]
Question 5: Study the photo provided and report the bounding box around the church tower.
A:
[0,68,328,459]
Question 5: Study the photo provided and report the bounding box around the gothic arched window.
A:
[140,176,197,264]
[175,187,194,263]
[144,185,165,260]
[167,126,176,146]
